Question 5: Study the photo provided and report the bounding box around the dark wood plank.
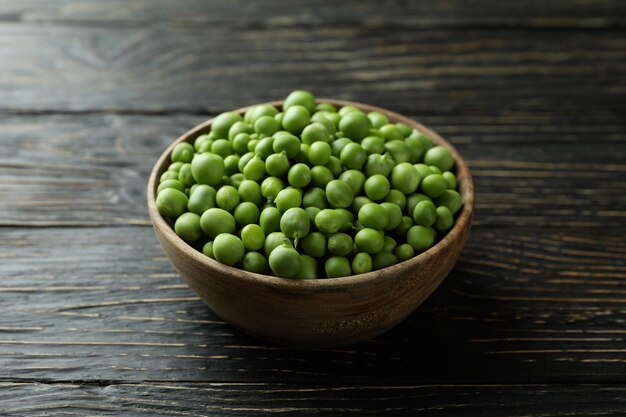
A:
[1,0,625,29]
[0,25,624,114]
[2,381,626,417]
[1,113,624,227]
[1,226,625,384]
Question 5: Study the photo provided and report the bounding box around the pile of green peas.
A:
[155,90,463,279]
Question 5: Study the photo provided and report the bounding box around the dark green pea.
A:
[421,174,448,198]
[406,193,432,217]
[407,225,435,251]
[156,188,189,218]
[381,202,402,231]
[373,251,398,270]
[380,124,403,142]
[191,153,224,186]
[435,206,454,232]
[157,179,185,194]
[424,146,454,172]
[229,173,245,189]
[280,207,310,240]
[364,174,390,201]
[255,137,275,159]
[414,163,433,179]
[314,209,344,234]
[336,208,354,232]
[212,112,243,139]
[311,165,334,188]
[200,208,235,238]
[302,232,327,258]
[393,216,414,240]
[224,154,240,176]
[269,241,301,278]
[443,171,457,189]
[265,152,290,177]
[354,228,384,254]
[358,203,389,230]
[385,140,411,164]
[202,241,214,259]
[367,112,389,129]
[325,256,351,278]
[331,137,352,159]
[404,136,425,164]
[435,190,463,215]
[391,162,421,195]
[325,156,343,178]
[301,122,331,144]
[361,136,385,155]
[383,189,407,210]
[160,171,178,182]
[396,123,412,138]
[216,185,240,212]
[264,232,287,257]
[242,251,268,274]
[282,105,311,135]
[294,143,310,165]
[310,114,336,136]
[352,196,373,213]
[339,111,371,141]
[187,184,217,215]
[340,143,367,170]
[261,176,284,201]
[351,252,373,274]
[303,187,328,209]
[408,130,434,151]
[284,90,316,113]
[177,163,195,187]
[298,254,319,279]
[328,232,353,256]
[228,121,253,141]
[339,170,366,196]
[413,200,437,227]
[260,206,281,234]
[326,180,353,208]
[174,212,203,242]
[304,206,321,224]
[308,141,332,165]
[383,236,397,253]
[171,142,194,163]
[364,153,394,177]
[394,243,415,262]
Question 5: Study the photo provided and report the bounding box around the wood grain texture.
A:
[1,226,625,384]
[0,24,624,114]
[2,382,626,417]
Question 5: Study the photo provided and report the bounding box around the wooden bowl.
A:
[147,99,474,347]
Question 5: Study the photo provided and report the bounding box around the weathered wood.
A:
[1,114,624,227]
[2,381,626,417]
[1,226,625,383]
[0,25,624,114]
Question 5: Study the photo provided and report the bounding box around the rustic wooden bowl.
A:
[147,99,474,347]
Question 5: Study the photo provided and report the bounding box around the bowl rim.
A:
[147,98,474,290]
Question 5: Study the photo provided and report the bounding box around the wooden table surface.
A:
[1,1,625,415]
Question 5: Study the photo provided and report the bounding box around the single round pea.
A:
[212,112,243,139]
[259,206,281,234]
[232,132,252,155]
[406,193,432,217]
[229,173,245,189]
[261,176,284,201]
[280,207,310,240]
[243,156,265,181]
[234,201,260,225]
[382,236,397,253]
[351,252,373,274]
[340,142,367,170]
[215,185,240,212]
[282,105,311,135]
[301,122,330,145]
[298,254,319,279]
[284,90,316,113]
[429,165,442,175]
[409,130,434,151]
[331,137,352,159]
[213,233,245,266]
[168,161,185,173]
[193,136,208,152]
[254,115,279,136]
[364,153,394,177]
[380,124,403,142]
[177,163,195,187]
[187,184,217,215]
[287,163,312,188]
[242,251,268,274]
[302,232,327,258]
[325,256,351,278]
[354,228,385,254]
[407,225,435,251]
[157,179,185,194]
[435,206,454,232]
[393,216,414,240]
[264,232,288,257]
[338,105,360,117]
[358,203,389,230]
[202,241,214,259]
[352,196,373,213]
[435,190,463,215]
[364,175,390,201]
[325,156,343,178]
[156,188,189,217]
[241,224,265,251]
[171,142,194,163]
[328,232,353,256]
[311,112,337,136]
[265,152,290,177]
[326,180,354,208]
[314,209,344,234]
[335,208,354,232]
[391,162,421,195]
[361,136,385,155]
[269,242,301,278]
[385,140,411,164]
[200,208,236,238]
[273,133,301,158]
[191,153,224,186]
[373,251,398,270]
[303,187,327,209]
[304,206,321,224]
[442,171,457,190]
[413,200,437,227]
[315,103,336,113]
[381,202,402,231]
[254,136,275,159]
[196,140,212,154]
[174,212,203,242]
[274,187,302,213]
[404,136,425,164]
[421,174,448,198]
[237,180,263,206]
[223,154,240,176]
[367,112,390,129]
[338,170,366,196]
[228,121,253,142]
[396,123,412,138]
[160,171,178,182]
[211,139,232,158]
[424,146,454,172]
[339,111,370,141]
[246,104,279,125]
[238,152,255,172]
[414,163,433,179]
[308,141,332,165]
[383,189,407,210]
[394,243,415,262]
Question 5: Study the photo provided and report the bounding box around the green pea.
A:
[246,104,279,125]
[264,232,288,257]
[406,193,432,217]
[298,254,319,279]
[338,105,360,117]
[352,252,373,274]
[261,176,284,201]
[280,207,310,240]
[361,136,385,155]
[254,136,275,159]
[237,180,263,206]
[429,165,442,175]
[157,179,185,194]
[213,233,245,266]
[435,206,454,232]
[234,201,260,225]
[224,154,240,176]
[171,142,194,163]
[273,133,301,158]
[367,112,390,129]
[167,161,185,173]
[383,189,407,210]
[413,200,437,227]
[394,244,414,262]
[391,162,421,195]
[380,124,403,141]
[229,173,245,189]
[358,203,389,230]
[338,170,366,196]
[259,206,281,234]
[385,140,411,164]
[315,103,336,113]
[202,241,214,259]
[396,123,412,138]
[196,140,212,154]
[364,174,390,201]
[247,139,259,152]
[238,152,255,172]
[274,187,302,213]
[364,153,394,177]
[177,163,195,187]
[294,143,310,165]
[211,140,233,158]
[421,174,448,198]
[409,130,434,151]
[308,141,332,165]
[282,105,311,135]
[443,171,457,189]
[228,121,253,142]
[243,156,266,181]
[303,187,328,209]
[352,196,373,213]
[200,208,235,238]
[328,232,353,256]
[301,122,330,145]
[354,228,384,254]
[381,202,402,231]
[265,152,290,177]
[191,153,224,186]
[160,171,179,182]
[254,115,280,136]
[340,143,367,170]
[424,146,454,172]
[404,136,425,164]
[284,90,316,113]
[314,209,343,234]
[269,241,301,278]
[311,165,334,188]
[413,163,433,179]
[193,135,208,152]
[187,184,217,215]
[310,114,336,136]
[407,225,435,251]
[373,251,398,270]
[156,188,188,217]
[241,224,265,251]
[393,216,414,240]
[339,110,371,141]
[304,206,321,224]
[326,180,353,208]
[325,256,351,278]
[232,133,252,155]
[435,190,463,215]
[287,163,312,188]
[174,212,203,242]
[242,251,268,274]
[336,208,354,232]
[325,156,343,178]
[212,112,243,139]
[302,232,327,258]
[216,185,240,212]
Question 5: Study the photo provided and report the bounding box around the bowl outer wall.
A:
[147,99,474,347]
